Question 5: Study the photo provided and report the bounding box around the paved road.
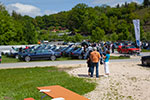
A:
[0,52,149,69]
[0,60,87,69]
[0,58,140,69]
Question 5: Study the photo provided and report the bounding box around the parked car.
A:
[53,49,62,58]
[64,47,79,57]
[141,55,150,66]
[117,45,140,54]
[61,45,73,56]
[18,49,56,62]
[7,47,20,59]
[71,48,84,59]
[113,43,119,49]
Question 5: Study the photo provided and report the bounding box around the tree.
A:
[143,11,150,24]
[67,3,88,32]
[38,30,50,40]
[118,32,124,40]
[0,4,17,45]
[127,2,137,13]
[79,7,98,34]
[62,33,69,42]
[116,4,120,8]
[23,21,38,44]
[110,32,118,41]
[96,13,109,33]
[72,33,83,42]
[12,10,22,20]
[91,27,105,42]
[35,16,45,29]
[143,0,150,7]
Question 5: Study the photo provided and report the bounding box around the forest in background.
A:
[0,0,150,45]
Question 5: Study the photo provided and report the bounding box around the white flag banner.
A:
[133,19,140,47]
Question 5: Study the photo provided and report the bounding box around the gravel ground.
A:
[0,52,150,100]
[65,61,150,100]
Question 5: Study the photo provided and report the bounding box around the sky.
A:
[0,0,143,17]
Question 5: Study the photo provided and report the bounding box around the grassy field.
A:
[0,67,96,100]
[1,55,22,63]
[110,56,130,59]
[141,49,150,52]
[1,55,130,63]
[1,55,73,63]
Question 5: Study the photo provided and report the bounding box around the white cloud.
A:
[6,3,42,17]
[92,0,142,7]
[6,3,58,17]
[44,10,58,15]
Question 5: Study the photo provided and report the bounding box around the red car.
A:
[117,45,140,54]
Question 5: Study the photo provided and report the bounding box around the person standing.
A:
[0,51,1,64]
[90,47,101,78]
[86,50,92,76]
[103,44,107,56]
[111,43,115,53]
[103,50,110,77]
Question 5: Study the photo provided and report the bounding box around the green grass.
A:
[56,57,72,61]
[1,55,130,64]
[1,55,22,63]
[141,49,150,52]
[110,56,130,59]
[1,55,77,63]
[0,67,96,100]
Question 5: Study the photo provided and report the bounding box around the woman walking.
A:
[103,50,110,77]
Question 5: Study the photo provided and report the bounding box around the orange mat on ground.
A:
[24,98,35,100]
[37,85,90,100]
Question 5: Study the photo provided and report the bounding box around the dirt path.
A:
[65,61,150,100]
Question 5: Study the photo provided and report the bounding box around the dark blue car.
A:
[18,49,56,62]
[70,48,84,59]
[64,47,79,57]
[53,49,62,58]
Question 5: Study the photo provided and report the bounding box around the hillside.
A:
[135,7,150,32]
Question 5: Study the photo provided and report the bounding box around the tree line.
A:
[0,1,150,45]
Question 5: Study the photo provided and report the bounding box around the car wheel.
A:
[142,60,147,66]
[78,55,83,59]
[119,51,122,54]
[50,55,56,61]
[129,51,132,55]
[68,53,71,57]
[25,56,31,62]
[15,55,19,59]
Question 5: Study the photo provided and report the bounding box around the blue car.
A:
[18,49,56,62]
[64,47,79,57]
[61,46,72,56]
[53,49,62,58]
[70,48,84,59]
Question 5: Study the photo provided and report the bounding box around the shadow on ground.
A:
[77,74,106,78]
[137,64,150,68]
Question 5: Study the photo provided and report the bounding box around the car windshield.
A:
[128,46,136,48]
[77,48,82,51]
[74,48,81,52]
[66,48,72,51]
[54,49,61,52]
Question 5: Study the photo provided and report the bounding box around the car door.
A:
[147,56,150,65]
[41,50,52,59]
[125,46,129,53]
[33,50,43,60]
[121,46,126,53]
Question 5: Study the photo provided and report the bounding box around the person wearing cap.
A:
[90,47,101,78]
